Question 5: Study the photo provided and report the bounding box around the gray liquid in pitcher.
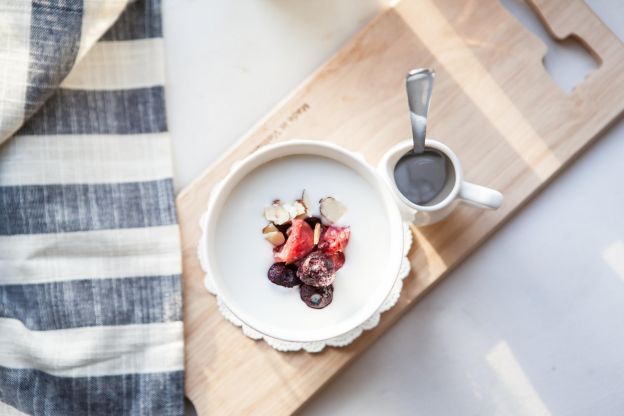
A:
[394,150,448,205]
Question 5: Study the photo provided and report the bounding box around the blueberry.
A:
[297,251,336,287]
[267,263,300,287]
[300,284,333,309]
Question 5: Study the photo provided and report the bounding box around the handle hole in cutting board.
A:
[500,0,600,94]
[184,397,198,416]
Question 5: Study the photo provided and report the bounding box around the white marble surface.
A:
[162,1,624,414]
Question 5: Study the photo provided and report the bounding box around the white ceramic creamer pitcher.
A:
[379,139,503,226]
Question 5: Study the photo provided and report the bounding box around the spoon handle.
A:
[406,68,435,154]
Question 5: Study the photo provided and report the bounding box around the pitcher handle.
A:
[459,181,503,210]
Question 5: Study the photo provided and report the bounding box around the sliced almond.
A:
[319,197,347,224]
[264,230,285,246]
[292,200,308,219]
[301,189,312,211]
[264,202,290,225]
[313,223,322,245]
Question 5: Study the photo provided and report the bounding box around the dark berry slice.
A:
[273,219,315,264]
[275,221,291,235]
[318,225,350,254]
[305,216,323,229]
[267,263,300,287]
[328,251,345,271]
[300,284,333,309]
[297,251,336,287]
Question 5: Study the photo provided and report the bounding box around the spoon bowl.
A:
[393,149,447,205]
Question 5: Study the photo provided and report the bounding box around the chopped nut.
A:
[262,223,286,246]
[283,199,308,220]
[264,231,286,246]
[282,203,294,218]
[319,197,347,224]
[313,223,321,245]
[262,223,278,234]
[292,200,308,219]
[264,202,290,225]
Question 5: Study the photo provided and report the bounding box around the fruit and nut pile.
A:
[262,190,350,309]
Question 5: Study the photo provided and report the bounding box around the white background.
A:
[162,1,624,414]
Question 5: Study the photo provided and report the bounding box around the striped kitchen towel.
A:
[0,0,184,415]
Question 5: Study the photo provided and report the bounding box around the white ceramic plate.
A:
[202,140,404,342]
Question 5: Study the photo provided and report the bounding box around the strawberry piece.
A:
[318,226,350,254]
[273,219,315,264]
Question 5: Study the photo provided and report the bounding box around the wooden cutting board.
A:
[177,0,624,414]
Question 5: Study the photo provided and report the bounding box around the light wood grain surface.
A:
[176,0,624,414]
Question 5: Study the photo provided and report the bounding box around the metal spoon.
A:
[406,68,435,154]
[393,68,447,205]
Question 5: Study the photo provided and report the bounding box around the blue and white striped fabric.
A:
[0,1,184,414]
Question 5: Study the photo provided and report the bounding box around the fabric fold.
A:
[0,0,184,414]
[0,0,130,146]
